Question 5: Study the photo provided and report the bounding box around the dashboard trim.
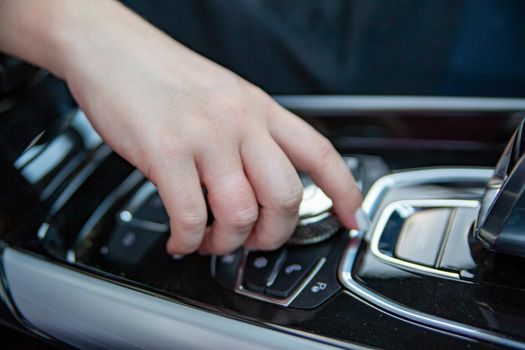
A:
[275,95,525,114]
[3,247,348,350]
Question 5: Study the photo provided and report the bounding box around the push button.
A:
[133,193,169,224]
[438,207,478,272]
[103,222,165,266]
[266,240,333,298]
[290,234,345,309]
[243,249,286,293]
[266,251,316,298]
[394,208,451,267]
[212,249,243,289]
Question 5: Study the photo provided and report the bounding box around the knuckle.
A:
[158,135,185,161]
[177,208,207,231]
[219,99,250,126]
[274,184,303,213]
[227,204,259,230]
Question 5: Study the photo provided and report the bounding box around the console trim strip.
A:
[275,95,525,114]
[362,167,493,218]
[3,247,344,350]
[338,168,525,349]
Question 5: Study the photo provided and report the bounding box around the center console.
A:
[2,94,525,349]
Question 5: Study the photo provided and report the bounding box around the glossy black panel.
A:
[353,184,525,344]
[1,106,523,349]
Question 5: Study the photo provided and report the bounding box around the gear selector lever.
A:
[477,119,525,257]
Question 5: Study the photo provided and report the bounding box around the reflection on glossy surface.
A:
[1,105,522,349]
[345,169,525,346]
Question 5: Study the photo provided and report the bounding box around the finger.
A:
[241,134,303,250]
[196,147,259,255]
[153,155,207,255]
[268,109,361,229]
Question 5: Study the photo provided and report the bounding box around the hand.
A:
[0,0,362,255]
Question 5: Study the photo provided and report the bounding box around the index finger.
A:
[268,107,361,229]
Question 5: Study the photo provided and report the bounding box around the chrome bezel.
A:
[337,167,525,349]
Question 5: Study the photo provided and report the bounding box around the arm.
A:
[0,0,361,255]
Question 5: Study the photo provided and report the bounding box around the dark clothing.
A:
[123,0,525,97]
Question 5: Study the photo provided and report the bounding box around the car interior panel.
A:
[1,68,525,349]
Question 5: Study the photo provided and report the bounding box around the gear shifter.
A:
[476,119,525,257]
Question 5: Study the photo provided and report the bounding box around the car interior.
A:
[2,3,525,349]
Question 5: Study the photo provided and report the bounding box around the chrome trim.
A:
[37,223,50,240]
[338,168,525,349]
[275,95,525,114]
[122,181,157,214]
[70,110,103,150]
[369,199,480,279]
[14,143,45,169]
[40,152,86,201]
[0,244,54,342]
[117,181,170,231]
[4,248,342,350]
[362,167,493,218]
[21,133,75,184]
[265,250,288,288]
[299,212,331,226]
[234,248,327,307]
[124,218,168,232]
[48,145,112,217]
[71,170,145,254]
[339,232,525,349]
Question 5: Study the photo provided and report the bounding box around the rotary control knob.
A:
[287,173,341,245]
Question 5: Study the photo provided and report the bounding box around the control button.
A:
[288,215,341,245]
[134,193,169,224]
[103,222,166,266]
[266,241,333,298]
[394,208,451,267]
[438,207,478,272]
[286,173,339,246]
[290,234,345,309]
[243,249,286,293]
[298,177,333,218]
[212,249,243,289]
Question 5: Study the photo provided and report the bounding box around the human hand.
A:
[0,0,362,255]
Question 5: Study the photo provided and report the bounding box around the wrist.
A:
[49,0,126,80]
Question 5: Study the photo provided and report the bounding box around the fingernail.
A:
[355,207,370,232]
[172,254,186,260]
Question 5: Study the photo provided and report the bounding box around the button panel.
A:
[267,240,333,298]
[211,231,344,309]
